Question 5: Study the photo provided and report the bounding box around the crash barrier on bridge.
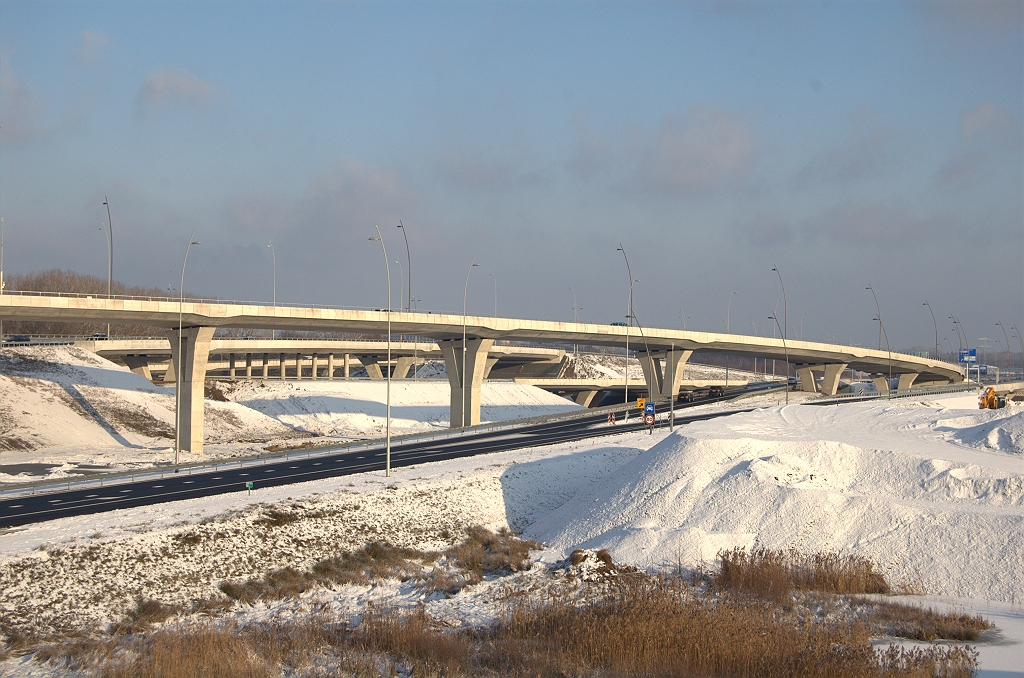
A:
[805,382,981,406]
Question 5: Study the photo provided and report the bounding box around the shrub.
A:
[715,546,889,601]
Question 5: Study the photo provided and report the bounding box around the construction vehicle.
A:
[979,387,1006,409]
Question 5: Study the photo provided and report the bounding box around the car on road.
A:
[707,386,725,398]
[677,392,693,403]
[3,335,31,345]
[610,322,628,327]
[90,332,107,339]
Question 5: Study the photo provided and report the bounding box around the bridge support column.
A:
[821,363,847,396]
[393,356,420,379]
[279,353,286,379]
[796,366,817,394]
[344,353,351,379]
[229,353,237,380]
[295,353,303,379]
[440,338,495,428]
[260,354,268,379]
[311,354,319,380]
[872,376,890,395]
[122,356,154,381]
[359,356,384,379]
[636,349,693,401]
[166,326,215,453]
[897,373,918,391]
[574,390,600,407]
[245,354,252,379]
[328,353,335,380]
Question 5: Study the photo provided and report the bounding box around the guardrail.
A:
[805,382,980,406]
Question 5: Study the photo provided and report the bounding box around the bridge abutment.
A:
[166,326,215,453]
[440,337,495,427]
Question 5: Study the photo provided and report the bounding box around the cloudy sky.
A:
[1,1,1021,353]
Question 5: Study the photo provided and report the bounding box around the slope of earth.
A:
[0,347,306,479]
[215,378,582,437]
[528,394,1024,603]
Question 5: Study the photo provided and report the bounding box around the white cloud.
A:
[793,107,896,187]
[134,70,218,115]
[635,106,757,197]
[438,150,546,191]
[72,30,110,66]
[937,101,1023,190]
[0,59,47,142]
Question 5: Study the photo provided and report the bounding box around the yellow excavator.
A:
[979,387,1007,409]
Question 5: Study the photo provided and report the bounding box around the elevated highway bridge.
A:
[1,292,964,452]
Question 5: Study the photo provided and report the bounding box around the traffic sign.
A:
[644,402,655,415]
[643,413,655,426]
[958,348,977,365]
[636,397,646,409]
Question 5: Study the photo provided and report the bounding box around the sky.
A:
[1,0,1022,355]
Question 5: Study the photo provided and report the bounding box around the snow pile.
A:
[0,347,297,456]
[940,409,1024,456]
[216,378,581,437]
[528,397,1024,602]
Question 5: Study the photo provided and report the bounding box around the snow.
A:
[1,345,1022,675]
[0,346,579,483]
[215,377,581,438]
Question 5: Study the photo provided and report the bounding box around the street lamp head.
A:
[472,263,480,268]
[370,236,381,242]
[191,241,202,245]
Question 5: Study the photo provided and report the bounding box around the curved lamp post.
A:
[102,197,113,338]
[866,285,883,350]
[267,242,276,339]
[771,266,787,341]
[1012,325,1023,377]
[397,221,411,313]
[617,244,635,416]
[462,259,480,428]
[490,271,497,317]
[726,290,736,388]
[996,321,1011,367]
[923,301,938,360]
[769,313,789,404]
[175,232,201,467]
[370,227,392,476]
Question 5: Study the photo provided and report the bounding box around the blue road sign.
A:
[958,349,977,365]
[644,402,655,415]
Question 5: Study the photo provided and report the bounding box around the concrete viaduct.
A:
[1,293,964,452]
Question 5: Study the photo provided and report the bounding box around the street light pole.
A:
[769,313,789,404]
[490,271,496,317]
[772,266,787,342]
[102,197,113,338]
[873,315,892,383]
[617,245,634,417]
[996,321,1011,368]
[923,301,939,360]
[726,290,736,389]
[267,242,276,340]
[1012,325,1024,377]
[397,221,411,313]
[866,285,882,350]
[175,231,201,467]
[462,259,480,428]
[370,226,392,477]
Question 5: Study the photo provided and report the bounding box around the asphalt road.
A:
[0,390,760,529]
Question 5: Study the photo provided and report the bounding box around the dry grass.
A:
[38,576,980,678]
[861,598,994,642]
[446,526,539,578]
[715,546,890,601]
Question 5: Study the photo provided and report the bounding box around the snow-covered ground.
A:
[0,347,580,484]
[1,346,1022,675]
[215,377,581,438]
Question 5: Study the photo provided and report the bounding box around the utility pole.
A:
[102,197,113,338]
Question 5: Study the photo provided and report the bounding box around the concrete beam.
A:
[796,366,818,394]
[897,372,918,391]
[636,349,693,400]
[821,363,847,396]
[439,337,495,428]
[393,356,422,379]
[574,390,601,407]
[167,327,215,453]
[359,356,384,379]
[872,376,890,395]
[122,355,153,381]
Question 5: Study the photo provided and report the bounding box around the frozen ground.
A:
[0,391,1022,675]
[0,346,580,484]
